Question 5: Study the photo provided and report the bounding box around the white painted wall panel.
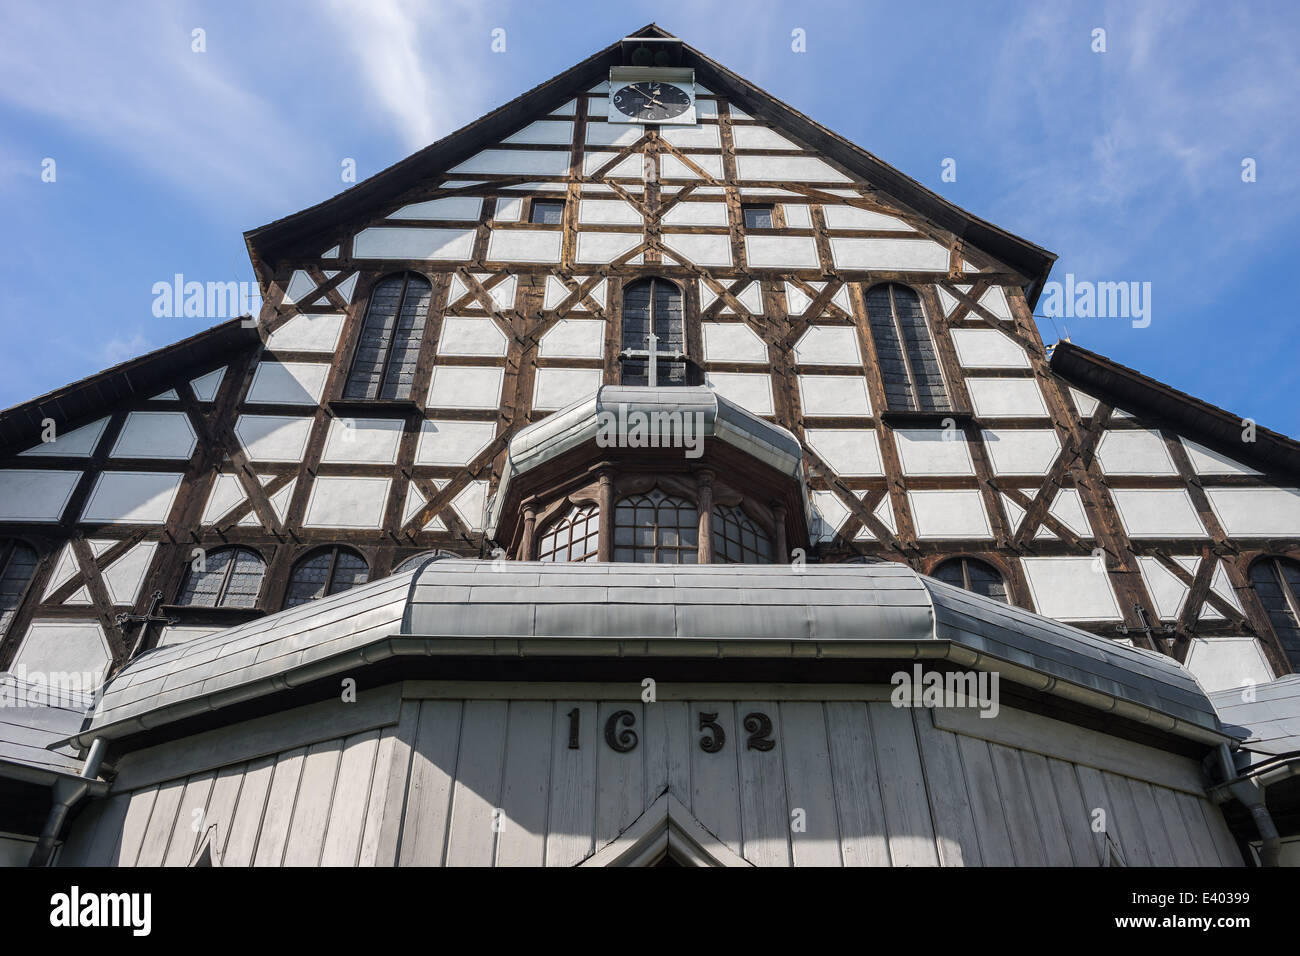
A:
[1182,637,1275,693]
[1096,430,1178,476]
[1112,489,1207,538]
[389,197,483,220]
[246,362,330,406]
[353,227,477,260]
[575,232,642,264]
[427,366,504,409]
[321,418,405,465]
[503,121,574,145]
[235,415,313,462]
[1205,487,1300,536]
[18,418,108,457]
[735,155,850,182]
[486,229,563,264]
[792,326,860,366]
[577,199,642,225]
[744,235,820,268]
[908,489,992,538]
[661,202,729,227]
[1180,438,1260,476]
[437,317,509,357]
[702,323,768,364]
[661,234,732,267]
[303,476,391,529]
[415,421,497,467]
[109,412,197,460]
[448,149,571,175]
[266,314,345,353]
[820,205,911,231]
[894,430,975,476]
[11,620,110,682]
[533,368,603,411]
[80,472,183,524]
[538,319,605,359]
[950,329,1030,368]
[829,237,950,271]
[1021,557,1123,620]
[706,373,774,417]
[798,375,872,417]
[966,379,1048,418]
[980,429,1061,476]
[0,470,82,521]
[803,429,884,476]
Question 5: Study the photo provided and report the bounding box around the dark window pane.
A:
[743,205,773,229]
[178,548,265,609]
[530,200,565,225]
[931,558,1008,604]
[0,542,38,636]
[345,274,431,400]
[537,503,600,563]
[866,283,949,412]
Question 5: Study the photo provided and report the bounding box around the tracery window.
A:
[711,504,773,564]
[0,540,38,637]
[620,278,686,386]
[284,547,370,609]
[177,547,266,609]
[536,503,600,563]
[613,489,698,563]
[344,273,432,401]
[1249,556,1300,661]
[864,283,950,412]
[931,557,1009,604]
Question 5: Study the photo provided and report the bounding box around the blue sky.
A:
[2,1,1297,433]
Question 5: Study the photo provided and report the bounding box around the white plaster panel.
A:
[949,329,1030,368]
[234,415,314,462]
[803,429,884,477]
[79,472,183,524]
[415,420,497,467]
[706,373,774,417]
[584,122,642,147]
[980,429,1061,476]
[1069,388,1100,418]
[246,362,330,406]
[810,490,850,542]
[578,199,643,225]
[109,412,197,460]
[493,197,524,222]
[660,154,724,180]
[582,152,643,178]
[965,379,1048,418]
[907,490,992,538]
[320,418,405,465]
[1021,557,1123,621]
[485,229,563,263]
[452,481,490,531]
[437,317,509,357]
[780,205,813,229]
[427,366,504,409]
[190,368,225,402]
[735,155,850,182]
[449,149,571,176]
[11,620,110,683]
[538,319,605,359]
[533,368,603,411]
[389,196,483,220]
[266,314,345,353]
[661,234,732,267]
[282,270,316,304]
[661,202,729,227]
[1180,438,1261,476]
[829,237,951,271]
[0,470,81,522]
[504,121,575,145]
[1137,557,1192,619]
[798,375,872,417]
[702,323,768,364]
[575,232,643,264]
[1095,430,1178,475]
[1205,487,1300,536]
[1183,638,1275,693]
[18,418,108,457]
[731,126,798,149]
[659,124,720,148]
[744,236,820,268]
[302,476,391,529]
[1111,489,1208,538]
[792,326,861,366]
[893,430,975,476]
[201,473,246,524]
[352,227,477,260]
[101,542,158,605]
[820,206,911,231]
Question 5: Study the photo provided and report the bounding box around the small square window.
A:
[530,200,565,225]
[743,205,774,229]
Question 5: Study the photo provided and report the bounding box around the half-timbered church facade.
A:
[2,26,1298,867]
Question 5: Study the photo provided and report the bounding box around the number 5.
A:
[698,711,725,753]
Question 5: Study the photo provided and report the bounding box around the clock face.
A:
[611,81,692,121]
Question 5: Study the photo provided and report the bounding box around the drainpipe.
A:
[1213,743,1281,868]
[27,737,108,868]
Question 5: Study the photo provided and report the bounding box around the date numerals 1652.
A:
[566,708,776,753]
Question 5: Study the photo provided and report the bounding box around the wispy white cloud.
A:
[319,0,497,152]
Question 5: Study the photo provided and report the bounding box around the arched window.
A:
[0,540,38,637]
[177,547,266,609]
[614,489,698,563]
[1249,556,1300,660]
[711,505,772,564]
[932,557,1009,604]
[621,278,685,386]
[344,273,432,400]
[393,550,458,574]
[284,547,369,609]
[864,283,949,412]
[537,503,600,563]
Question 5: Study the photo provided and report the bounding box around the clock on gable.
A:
[607,67,696,125]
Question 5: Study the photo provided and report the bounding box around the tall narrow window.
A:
[620,278,686,386]
[614,489,698,563]
[932,557,1009,604]
[865,283,950,412]
[711,505,772,564]
[344,273,432,400]
[1250,556,1300,664]
[537,503,600,563]
[284,546,369,609]
[0,540,38,637]
[177,547,266,609]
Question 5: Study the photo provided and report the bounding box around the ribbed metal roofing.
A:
[1211,674,1300,763]
[64,559,1230,749]
[0,674,91,777]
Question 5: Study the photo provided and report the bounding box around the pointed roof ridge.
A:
[244,28,1056,300]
